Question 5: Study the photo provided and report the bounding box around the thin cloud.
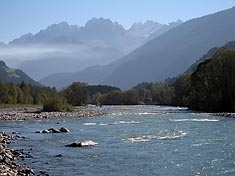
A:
[0,46,70,58]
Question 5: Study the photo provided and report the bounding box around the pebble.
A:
[0,131,34,176]
[0,107,106,121]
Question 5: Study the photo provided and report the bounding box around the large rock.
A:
[48,128,60,133]
[37,127,70,134]
[66,140,98,147]
[59,127,70,133]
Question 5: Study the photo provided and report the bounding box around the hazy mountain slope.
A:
[38,20,182,88]
[0,60,41,86]
[1,18,182,81]
[103,7,235,89]
[185,41,235,74]
[40,58,125,89]
[18,45,123,79]
[0,42,7,47]
[9,19,126,79]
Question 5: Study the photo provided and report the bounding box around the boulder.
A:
[59,127,70,133]
[55,154,63,157]
[38,127,69,134]
[66,140,98,147]
[48,128,60,133]
[42,130,50,133]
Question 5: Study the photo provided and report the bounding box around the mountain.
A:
[39,20,182,89]
[102,7,235,89]
[127,21,163,37]
[0,42,7,47]
[18,45,123,80]
[148,20,183,40]
[8,20,126,80]
[41,7,235,90]
[127,20,183,38]
[78,18,128,52]
[0,18,181,80]
[185,41,235,74]
[9,22,81,46]
[40,61,121,89]
[0,60,41,86]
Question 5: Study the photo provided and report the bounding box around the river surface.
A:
[1,105,235,176]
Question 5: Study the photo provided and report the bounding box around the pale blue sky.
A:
[1,0,235,43]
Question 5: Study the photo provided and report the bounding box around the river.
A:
[1,105,235,175]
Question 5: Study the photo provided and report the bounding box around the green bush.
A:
[42,97,72,112]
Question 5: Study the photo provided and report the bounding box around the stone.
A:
[0,131,33,175]
[55,154,63,157]
[59,127,70,133]
[66,140,98,147]
[48,128,60,133]
[42,130,50,133]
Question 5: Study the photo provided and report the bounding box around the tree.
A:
[189,49,235,112]
[20,81,33,104]
[173,74,191,106]
[122,89,139,105]
[7,83,18,104]
[98,90,123,105]
[0,79,8,103]
[61,82,89,106]
[151,81,174,105]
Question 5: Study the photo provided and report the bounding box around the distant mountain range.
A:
[0,18,182,80]
[0,60,41,86]
[102,7,235,89]
[40,7,235,89]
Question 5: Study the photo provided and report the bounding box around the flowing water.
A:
[1,105,235,176]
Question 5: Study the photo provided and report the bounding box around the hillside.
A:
[0,60,41,86]
[41,7,235,90]
[103,7,235,89]
[39,59,123,89]
[185,41,235,74]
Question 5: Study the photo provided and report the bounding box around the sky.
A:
[0,0,235,43]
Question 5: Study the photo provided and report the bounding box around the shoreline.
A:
[0,131,34,175]
[0,106,105,175]
[0,106,106,121]
[1,105,235,121]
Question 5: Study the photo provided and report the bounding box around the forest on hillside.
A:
[95,48,235,112]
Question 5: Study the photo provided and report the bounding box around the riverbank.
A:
[0,106,106,121]
[0,131,34,175]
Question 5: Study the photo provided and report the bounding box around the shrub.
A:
[42,97,72,112]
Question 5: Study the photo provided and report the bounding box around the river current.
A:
[1,105,235,176]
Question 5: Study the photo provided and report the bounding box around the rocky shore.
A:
[0,106,105,175]
[0,106,106,121]
[0,131,34,176]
